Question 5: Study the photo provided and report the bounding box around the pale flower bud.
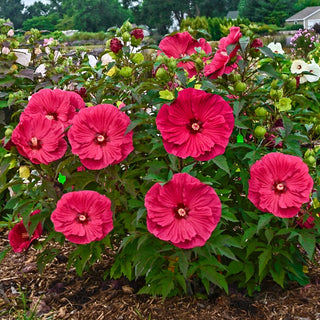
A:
[2,47,10,54]
[7,29,14,37]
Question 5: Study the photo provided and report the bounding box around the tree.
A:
[0,0,25,28]
[294,0,320,11]
[72,0,131,32]
[23,13,60,31]
[25,1,51,19]
[239,0,298,26]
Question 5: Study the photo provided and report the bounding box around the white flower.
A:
[267,42,285,55]
[35,63,46,77]
[54,50,61,62]
[291,59,308,74]
[13,49,31,66]
[88,54,97,68]
[305,59,320,83]
[101,53,114,66]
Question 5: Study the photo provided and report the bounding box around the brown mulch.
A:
[1,229,320,320]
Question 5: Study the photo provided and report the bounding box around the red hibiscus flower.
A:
[145,173,221,249]
[51,191,113,244]
[159,31,212,77]
[205,26,242,79]
[8,210,43,253]
[248,153,314,218]
[11,113,67,165]
[68,104,134,170]
[22,89,85,128]
[156,88,234,160]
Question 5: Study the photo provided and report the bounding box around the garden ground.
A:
[0,229,320,320]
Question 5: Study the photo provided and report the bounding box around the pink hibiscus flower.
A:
[205,26,242,79]
[22,89,85,128]
[8,210,43,253]
[248,153,314,218]
[11,113,67,165]
[159,31,212,77]
[156,88,234,160]
[51,191,113,244]
[145,173,221,249]
[68,104,134,170]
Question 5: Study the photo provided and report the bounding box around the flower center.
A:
[276,183,285,191]
[45,112,58,121]
[94,133,109,145]
[174,203,190,219]
[29,136,42,150]
[273,181,286,193]
[187,118,203,134]
[77,213,90,224]
[96,135,105,142]
[177,208,186,217]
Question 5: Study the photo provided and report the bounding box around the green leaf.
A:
[270,260,285,288]
[298,230,316,259]
[244,262,255,282]
[178,250,189,278]
[241,226,256,245]
[259,46,274,58]
[0,247,10,264]
[234,119,249,129]
[211,155,230,176]
[202,267,228,293]
[239,36,250,52]
[282,116,293,137]
[217,246,238,261]
[259,64,280,78]
[258,248,272,276]
[256,214,273,233]
[226,261,243,276]
[175,69,187,87]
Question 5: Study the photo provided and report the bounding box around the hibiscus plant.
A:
[1,19,320,298]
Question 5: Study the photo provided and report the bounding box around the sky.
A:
[22,0,49,5]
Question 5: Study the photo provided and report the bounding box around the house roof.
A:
[286,6,320,21]
[226,11,239,19]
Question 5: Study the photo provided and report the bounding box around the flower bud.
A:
[251,38,263,48]
[130,52,144,64]
[121,20,132,33]
[275,97,292,112]
[119,66,133,78]
[110,38,123,54]
[131,29,144,40]
[270,88,283,100]
[7,29,14,37]
[122,31,130,42]
[255,107,268,118]
[2,46,10,55]
[254,126,267,138]
[235,82,247,92]
[156,67,168,81]
[5,128,13,137]
[167,57,177,71]
[19,166,30,179]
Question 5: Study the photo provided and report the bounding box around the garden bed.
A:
[1,229,320,320]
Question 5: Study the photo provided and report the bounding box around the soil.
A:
[1,229,320,320]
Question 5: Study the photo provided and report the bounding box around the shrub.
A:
[1,20,320,299]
